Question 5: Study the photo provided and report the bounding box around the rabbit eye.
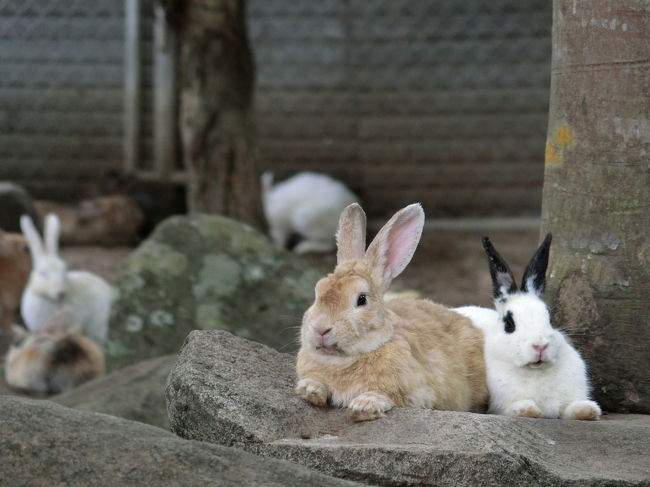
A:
[356,293,367,307]
[504,311,516,333]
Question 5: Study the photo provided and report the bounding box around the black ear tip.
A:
[539,233,553,252]
[481,236,493,250]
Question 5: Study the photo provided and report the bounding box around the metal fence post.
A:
[124,0,142,173]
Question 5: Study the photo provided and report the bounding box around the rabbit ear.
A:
[482,236,517,301]
[336,203,367,264]
[20,215,43,260]
[44,213,60,255]
[521,233,552,296]
[364,203,424,291]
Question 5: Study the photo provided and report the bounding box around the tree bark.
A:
[542,1,650,413]
[163,0,262,229]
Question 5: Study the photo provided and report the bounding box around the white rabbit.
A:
[261,171,359,254]
[455,234,601,420]
[20,214,114,346]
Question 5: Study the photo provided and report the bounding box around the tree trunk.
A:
[163,0,262,229]
[541,1,650,413]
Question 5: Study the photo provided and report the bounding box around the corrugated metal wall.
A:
[250,0,552,217]
[0,0,153,200]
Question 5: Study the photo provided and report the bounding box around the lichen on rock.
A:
[107,214,321,371]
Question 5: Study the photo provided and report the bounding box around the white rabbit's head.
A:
[20,214,67,302]
[482,234,561,369]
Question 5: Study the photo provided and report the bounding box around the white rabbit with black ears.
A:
[455,234,601,420]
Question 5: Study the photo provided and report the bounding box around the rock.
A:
[167,330,650,486]
[0,182,40,232]
[106,214,321,370]
[53,355,175,429]
[0,396,359,487]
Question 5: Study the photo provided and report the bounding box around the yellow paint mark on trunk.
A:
[545,141,562,164]
[555,125,574,147]
[545,124,575,164]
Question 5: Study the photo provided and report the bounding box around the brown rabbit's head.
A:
[301,203,424,357]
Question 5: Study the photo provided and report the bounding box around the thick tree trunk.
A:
[164,0,262,229]
[541,1,650,413]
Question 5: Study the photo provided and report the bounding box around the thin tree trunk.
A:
[163,0,262,229]
[542,1,650,413]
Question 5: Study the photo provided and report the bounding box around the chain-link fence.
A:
[0,0,154,199]
[0,0,552,217]
[250,0,552,217]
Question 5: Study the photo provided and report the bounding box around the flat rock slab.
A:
[167,330,650,486]
[0,395,360,487]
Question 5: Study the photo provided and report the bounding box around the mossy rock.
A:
[106,214,321,370]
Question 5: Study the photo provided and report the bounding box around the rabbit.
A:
[261,171,360,254]
[35,194,144,246]
[4,308,105,394]
[20,213,114,345]
[295,203,487,421]
[454,234,601,420]
[0,229,31,335]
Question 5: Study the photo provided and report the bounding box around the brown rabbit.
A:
[4,309,105,394]
[34,194,144,246]
[296,203,487,421]
[0,230,31,334]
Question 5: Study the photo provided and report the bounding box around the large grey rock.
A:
[53,355,176,429]
[0,182,40,232]
[107,214,321,370]
[167,330,650,486]
[0,395,360,487]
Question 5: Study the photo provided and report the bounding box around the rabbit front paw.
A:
[507,399,543,418]
[563,400,601,421]
[348,391,394,422]
[296,377,329,407]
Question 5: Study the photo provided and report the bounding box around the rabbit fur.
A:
[455,234,601,420]
[261,171,359,254]
[296,203,487,421]
[20,214,114,345]
[0,230,31,334]
[34,194,144,246]
[5,309,104,394]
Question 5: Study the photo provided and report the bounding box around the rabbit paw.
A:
[295,378,329,407]
[347,392,394,422]
[563,400,601,421]
[507,399,543,418]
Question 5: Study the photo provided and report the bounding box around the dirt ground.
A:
[63,226,542,308]
[301,225,541,308]
[0,224,541,397]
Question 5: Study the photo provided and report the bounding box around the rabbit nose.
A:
[317,327,332,337]
[532,344,548,353]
